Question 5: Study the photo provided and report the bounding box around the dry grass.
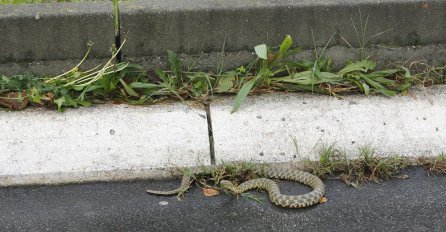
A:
[180,161,261,189]
[418,154,446,174]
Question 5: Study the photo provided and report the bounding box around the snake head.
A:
[219,180,237,193]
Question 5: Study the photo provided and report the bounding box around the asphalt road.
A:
[1,167,445,232]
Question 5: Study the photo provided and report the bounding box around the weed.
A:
[197,161,260,187]
[1,39,166,111]
[0,34,440,112]
[418,154,446,174]
[305,144,409,187]
[409,62,446,86]
[357,145,409,182]
[309,144,345,177]
[173,161,263,197]
[231,35,301,112]
[240,192,264,203]
[177,161,270,203]
[232,35,412,111]
[339,11,392,60]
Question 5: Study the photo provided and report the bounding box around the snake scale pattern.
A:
[146,165,325,208]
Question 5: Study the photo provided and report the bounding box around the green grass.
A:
[174,161,264,200]
[159,150,443,201]
[173,148,440,197]
[303,144,409,187]
[183,161,261,189]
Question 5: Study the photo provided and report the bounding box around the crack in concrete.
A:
[205,103,216,165]
[115,0,216,165]
[113,0,122,62]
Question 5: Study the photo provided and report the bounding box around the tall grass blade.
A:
[231,78,256,113]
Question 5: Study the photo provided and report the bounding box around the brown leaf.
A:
[0,91,28,110]
[268,52,276,63]
[203,188,220,197]
[46,92,54,100]
[319,197,328,204]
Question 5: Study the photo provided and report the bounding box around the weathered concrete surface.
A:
[2,43,445,76]
[0,58,112,76]
[1,167,445,231]
[1,0,445,75]
[0,103,209,186]
[0,2,114,71]
[124,44,446,73]
[120,0,446,57]
[296,44,446,69]
[210,85,446,163]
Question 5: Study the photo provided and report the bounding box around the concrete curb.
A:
[1,86,445,186]
[0,103,209,186]
[211,86,446,163]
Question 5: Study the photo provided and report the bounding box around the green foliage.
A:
[0,35,436,112]
[230,36,412,112]
[231,35,301,112]
[1,74,44,92]
[231,78,256,113]
[185,161,260,190]
[167,50,182,80]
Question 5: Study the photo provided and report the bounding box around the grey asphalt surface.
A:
[1,167,445,232]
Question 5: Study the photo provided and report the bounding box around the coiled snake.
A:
[146,165,325,208]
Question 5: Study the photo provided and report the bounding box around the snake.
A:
[146,165,325,208]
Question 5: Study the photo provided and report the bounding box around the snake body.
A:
[146,165,325,208]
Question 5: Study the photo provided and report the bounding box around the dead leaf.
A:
[319,197,328,204]
[203,188,220,197]
[268,52,276,63]
[0,91,28,110]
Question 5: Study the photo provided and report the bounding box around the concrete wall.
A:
[0,2,115,74]
[119,0,446,56]
[0,2,114,62]
[0,0,445,75]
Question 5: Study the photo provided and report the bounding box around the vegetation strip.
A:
[168,151,445,201]
[1,36,444,112]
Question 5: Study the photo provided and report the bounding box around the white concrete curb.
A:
[211,86,446,163]
[0,103,209,186]
[1,86,445,186]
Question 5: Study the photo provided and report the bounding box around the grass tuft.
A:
[418,154,446,174]
[304,144,409,187]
